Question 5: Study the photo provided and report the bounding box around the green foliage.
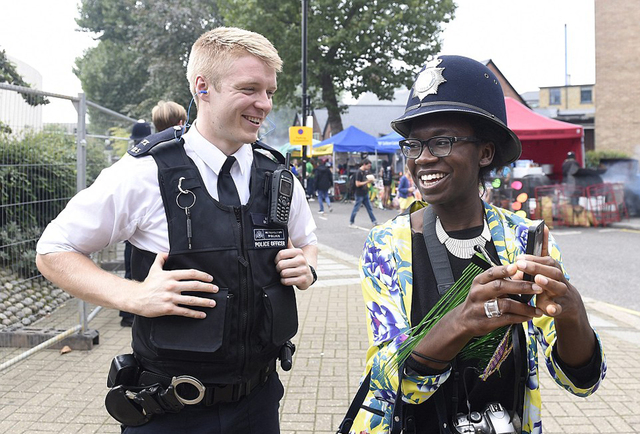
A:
[585,149,630,169]
[0,222,40,278]
[74,0,455,136]
[0,128,108,278]
[75,41,148,132]
[0,48,49,106]
[1,129,77,228]
[219,0,456,133]
[108,127,131,158]
[75,0,221,121]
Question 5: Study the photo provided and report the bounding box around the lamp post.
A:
[301,0,308,190]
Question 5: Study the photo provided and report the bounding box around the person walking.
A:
[315,159,333,214]
[349,158,378,227]
[36,27,318,434]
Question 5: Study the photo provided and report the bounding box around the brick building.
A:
[595,0,640,157]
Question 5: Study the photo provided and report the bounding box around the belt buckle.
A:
[170,375,205,405]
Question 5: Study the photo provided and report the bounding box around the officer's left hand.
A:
[275,242,314,290]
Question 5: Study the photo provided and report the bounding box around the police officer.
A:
[36,27,318,433]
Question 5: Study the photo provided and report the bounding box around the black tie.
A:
[217,156,241,206]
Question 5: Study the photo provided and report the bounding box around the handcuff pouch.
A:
[105,385,151,427]
[107,354,139,388]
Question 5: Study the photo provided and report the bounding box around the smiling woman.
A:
[344,55,606,434]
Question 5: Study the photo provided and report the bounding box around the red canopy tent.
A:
[505,97,583,180]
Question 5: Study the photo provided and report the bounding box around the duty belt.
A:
[138,360,276,406]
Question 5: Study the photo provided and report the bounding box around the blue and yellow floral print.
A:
[351,201,606,434]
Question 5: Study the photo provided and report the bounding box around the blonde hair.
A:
[151,100,187,132]
[186,27,282,102]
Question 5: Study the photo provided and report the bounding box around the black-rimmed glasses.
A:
[398,136,483,159]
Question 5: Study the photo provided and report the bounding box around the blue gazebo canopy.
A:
[317,126,396,154]
[376,131,403,152]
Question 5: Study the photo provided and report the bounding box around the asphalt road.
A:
[312,199,640,312]
[549,226,640,312]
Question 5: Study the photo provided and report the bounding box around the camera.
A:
[452,403,520,434]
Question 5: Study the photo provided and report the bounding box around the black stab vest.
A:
[128,129,297,384]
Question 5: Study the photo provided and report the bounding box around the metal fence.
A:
[0,82,137,367]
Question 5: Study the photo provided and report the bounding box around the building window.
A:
[549,88,561,105]
[581,87,593,104]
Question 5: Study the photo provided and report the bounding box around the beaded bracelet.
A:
[410,350,452,366]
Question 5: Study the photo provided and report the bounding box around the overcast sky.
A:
[0,0,594,122]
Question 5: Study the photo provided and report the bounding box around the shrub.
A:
[1,127,108,278]
[585,149,630,169]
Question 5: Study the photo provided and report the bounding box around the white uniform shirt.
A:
[36,125,317,256]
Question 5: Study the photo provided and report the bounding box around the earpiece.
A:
[199,90,208,94]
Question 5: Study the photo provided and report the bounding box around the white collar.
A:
[183,122,253,176]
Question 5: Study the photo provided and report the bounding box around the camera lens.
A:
[469,411,483,423]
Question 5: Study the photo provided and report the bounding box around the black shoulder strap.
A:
[128,126,184,157]
[422,206,455,295]
[512,323,526,425]
[336,371,371,434]
[390,364,416,434]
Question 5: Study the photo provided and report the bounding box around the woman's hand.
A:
[512,226,583,320]
[454,262,544,339]
[413,261,543,367]
[512,227,595,366]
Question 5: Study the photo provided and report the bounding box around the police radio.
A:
[269,153,294,226]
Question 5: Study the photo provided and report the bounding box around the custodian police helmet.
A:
[391,55,521,167]
[130,120,152,141]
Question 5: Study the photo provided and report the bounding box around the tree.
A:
[74,0,221,125]
[74,40,148,131]
[0,48,49,133]
[219,0,455,134]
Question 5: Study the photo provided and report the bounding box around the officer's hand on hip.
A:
[275,242,314,290]
[133,252,218,319]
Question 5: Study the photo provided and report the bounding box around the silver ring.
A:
[484,298,502,318]
[170,375,205,405]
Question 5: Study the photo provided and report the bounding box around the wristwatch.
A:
[308,265,317,286]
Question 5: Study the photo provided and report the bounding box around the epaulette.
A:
[128,126,184,157]
[252,140,286,165]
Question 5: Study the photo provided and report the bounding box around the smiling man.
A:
[36,27,317,434]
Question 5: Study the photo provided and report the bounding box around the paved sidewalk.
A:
[1,244,639,433]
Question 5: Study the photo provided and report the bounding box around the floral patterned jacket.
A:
[351,201,606,434]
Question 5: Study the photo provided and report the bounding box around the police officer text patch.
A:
[253,228,286,249]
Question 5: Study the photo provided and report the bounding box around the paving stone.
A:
[0,245,638,433]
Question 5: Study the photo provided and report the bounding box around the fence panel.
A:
[0,83,136,366]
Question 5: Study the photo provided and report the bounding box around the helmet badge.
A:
[413,58,446,100]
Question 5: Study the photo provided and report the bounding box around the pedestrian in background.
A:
[151,100,187,132]
[305,158,316,199]
[381,160,393,209]
[349,158,378,227]
[315,158,333,214]
[397,166,416,212]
